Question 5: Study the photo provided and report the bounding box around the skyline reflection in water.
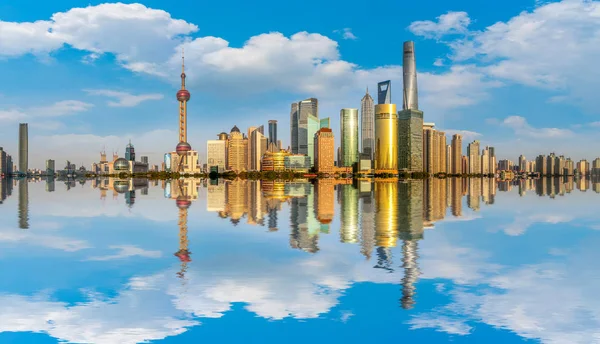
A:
[0,176,599,343]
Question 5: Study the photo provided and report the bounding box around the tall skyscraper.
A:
[46,159,55,175]
[268,120,278,146]
[378,80,391,104]
[361,88,375,160]
[398,111,423,172]
[402,41,418,111]
[519,155,527,172]
[314,128,335,173]
[207,139,227,173]
[141,156,149,164]
[250,128,268,171]
[446,145,452,173]
[227,126,246,172]
[320,117,330,129]
[488,147,497,174]
[340,108,359,167]
[467,140,480,174]
[19,123,28,174]
[125,140,135,161]
[422,123,434,174]
[307,114,320,167]
[290,103,299,154]
[451,134,462,174]
[374,104,398,173]
[481,147,490,174]
[299,98,318,155]
[398,41,423,172]
[246,126,258,169]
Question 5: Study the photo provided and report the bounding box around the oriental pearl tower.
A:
[175,48,192,168]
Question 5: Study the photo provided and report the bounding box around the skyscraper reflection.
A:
[359,181,375,260]
[339,183,359,244]
[18,179,29,229]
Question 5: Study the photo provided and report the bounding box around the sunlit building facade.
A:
[340,108,359,167]
[374,104,398,173]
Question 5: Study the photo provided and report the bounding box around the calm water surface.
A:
[1,177,599,344]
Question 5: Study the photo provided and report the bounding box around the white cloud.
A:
[0,100,93,124]
[0,227,91,252]
[408,11,471,39]
[84,89,164,107]
[86,245,162,261]
[334,28,357,40]
[433,58,444,67]
[0,3,495,112]
[418,1,600,111]
[502,115,573,138]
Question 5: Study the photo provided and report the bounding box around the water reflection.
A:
[0,175,600,343]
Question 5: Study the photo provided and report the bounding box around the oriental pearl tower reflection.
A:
[174,184,192,280]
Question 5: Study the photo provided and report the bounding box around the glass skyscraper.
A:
[340,108,359,167]
[398,109,424,172]
[268,120,277,145]
[377,81,391,105]
[290,98,318,156]
[307,114,320,167]
[361,88,375,160]
[320,117,330,129]
[290,103,299,154]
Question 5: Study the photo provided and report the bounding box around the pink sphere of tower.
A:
[177,89,190,102]
[176,141,192,156]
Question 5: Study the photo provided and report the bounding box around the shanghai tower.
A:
[398,41,423,172]
[402,41,418,111]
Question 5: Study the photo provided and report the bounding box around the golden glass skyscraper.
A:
[340,108,359,167]
[375,104,398,173]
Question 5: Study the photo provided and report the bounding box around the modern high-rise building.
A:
[377,81,391,105]
[519,155,527,172]
[125,140,135,161]
[398,41,423,172]
[46,159,55,175]
[422,123,434,174]
[227,126,246,172]
[340,108,359,167]
[140,156,149,165]
[307,114,320,167]
[19,123,28,174]
[246,126,258,169]
[467,140,480,174]
[374,104,398,173]
[207,139,227,173]
[481,147,490,174]
[592,158,600,175]
[398,110,423,172]
[446,145,452,173]
[250,128,268,171]
[361,88,375,160]
[432,130,446,174]
[535,155,547,175]
[451,134,462,174]
[402,41,419,111]
[320,117,330,129]
[268,120,278,146]
[488,147,496,174]
[299,98,318,155]
[290,103,299,154]
[314,128,335,173]
[0,147,10,176]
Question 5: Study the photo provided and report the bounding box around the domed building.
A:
[113,157,129,171]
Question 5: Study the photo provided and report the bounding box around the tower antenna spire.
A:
[181,47,186,89]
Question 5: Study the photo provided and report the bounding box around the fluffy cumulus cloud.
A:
[0,3,499,109]
[408,11,471,39]
[413,1,600,112]
[502,115,573,138]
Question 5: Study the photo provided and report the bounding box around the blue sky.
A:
[0,0,599,168]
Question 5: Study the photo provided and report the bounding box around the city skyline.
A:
[0,1,599,168]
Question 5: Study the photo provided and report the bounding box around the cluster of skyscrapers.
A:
[498,154,600,177]
[203,41,497,176]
